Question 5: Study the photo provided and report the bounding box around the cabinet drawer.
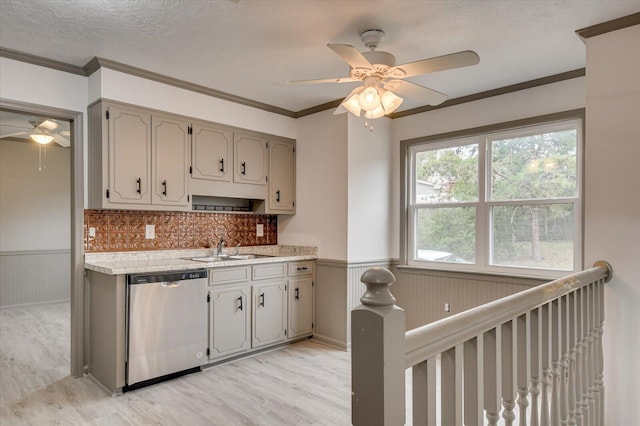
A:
[209,266,250,286]
[288,261,314,276]
[252,263,286,281]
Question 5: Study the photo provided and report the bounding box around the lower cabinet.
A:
[251,280,287,348]
[209,285,251,360]
[208,260,314,363]
[287,277,313,339]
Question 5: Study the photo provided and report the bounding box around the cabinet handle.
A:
[297,267,308,271]
[136,178,141,194]
[276,190,280,202]
[162,180,167,196]
[219,158,224,173]
[295,287,300,301]
[259,293,265,307]
[241,162,246,175]
[238,296,243,311]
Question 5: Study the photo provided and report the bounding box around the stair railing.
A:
[351,261,612,426]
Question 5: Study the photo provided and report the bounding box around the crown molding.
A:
[576,12,640,40]
[0,47,86,76]
[1,47,587,121]
[84,57,296,118]
[389,68,585,119]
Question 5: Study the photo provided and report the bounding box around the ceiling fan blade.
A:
[386,50,480,79]
[383,80,448,106]
[0,131,28,138]
[37,119,59,131]
[53,133,71,148]
[277,76,360,85]
[327,44,372,70]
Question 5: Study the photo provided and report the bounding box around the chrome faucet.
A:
[216,237,225,255]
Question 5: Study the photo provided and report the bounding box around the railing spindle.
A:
[567,291,578,425]
[464,336,483,426]
[483,327,501,426]
[516,313,529,426]
[501,320,516,426]
[412,357,437,426]
[530,307,541,426]
[551,298,562,425]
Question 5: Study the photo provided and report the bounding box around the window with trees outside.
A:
[406,116,582,277]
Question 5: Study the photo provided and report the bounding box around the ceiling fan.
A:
[0,118,70,147]
[281,29,480,121]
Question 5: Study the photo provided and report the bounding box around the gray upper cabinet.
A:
[106,104,152,205]
[90,100,296,214]
[267,137,296,214]
[151,113,190,207]
[191,122,232,183]
[89,100,190,211]
[234,131,267,186]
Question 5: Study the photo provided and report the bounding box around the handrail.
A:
[405,262,612,368]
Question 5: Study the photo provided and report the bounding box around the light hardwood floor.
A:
[1,302,354,425]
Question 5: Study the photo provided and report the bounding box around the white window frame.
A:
[404,114,583,278]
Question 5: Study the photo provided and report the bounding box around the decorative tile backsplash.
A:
[84,209,277,252]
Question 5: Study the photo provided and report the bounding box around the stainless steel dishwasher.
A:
[126,269,208,389]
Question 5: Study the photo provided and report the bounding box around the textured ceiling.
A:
[1,0,639,113]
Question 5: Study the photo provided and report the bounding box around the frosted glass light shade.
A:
[380,90,403,114]
[30,133,54,144]
[358,86,381,111]
[342,91,363,116]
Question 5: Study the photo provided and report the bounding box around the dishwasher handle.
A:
[162,281,182,288]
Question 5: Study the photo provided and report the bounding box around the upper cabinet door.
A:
[151,114,190,206]
[107,104,152,205]
[191,123,232,182]
[268,137,296,214]
[234,131,267,186]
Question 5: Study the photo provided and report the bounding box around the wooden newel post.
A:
[352,267,406,426]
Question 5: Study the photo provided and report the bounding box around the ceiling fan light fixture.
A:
[342,90,363,116]
[29,132,54,144]
[380,90,403,114]
[358,86,381,112]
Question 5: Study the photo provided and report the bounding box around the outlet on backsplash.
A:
[84,209,278,252]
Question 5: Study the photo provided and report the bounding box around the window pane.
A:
[491,204,574,270]
[415,143,478,203]
[490,129,577,201]
[416,207,475,263]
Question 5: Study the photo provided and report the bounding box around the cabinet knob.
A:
[276,190,280,202]
[162,180,167,196]
[259,293,265,307]
[219,158,225,173]
[136,178,141,194]
[237,296,243,311]
[295,287,300,301]
[241,162,246,175]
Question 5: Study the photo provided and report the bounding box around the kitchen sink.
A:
[187,254,272,262]
[187,255,230,262]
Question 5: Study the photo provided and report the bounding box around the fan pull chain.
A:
[364,120,374,132]
[38,145,47,171]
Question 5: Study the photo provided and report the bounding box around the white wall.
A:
[0,140,70,251]
[584,24,640,425]
[347,114,394,262]
[278,110,348,260]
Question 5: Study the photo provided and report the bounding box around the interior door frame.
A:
[0,98,85,377]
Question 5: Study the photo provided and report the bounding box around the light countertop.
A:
[84,245,317,275]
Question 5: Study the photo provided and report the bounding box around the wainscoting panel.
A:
[0,250,70,307]
[314,260,391,350]
[313,260,348,349]
[391,265,544,330]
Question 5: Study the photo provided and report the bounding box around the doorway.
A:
[0,100,84,377]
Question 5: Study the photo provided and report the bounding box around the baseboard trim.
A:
[311,334,348,351]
